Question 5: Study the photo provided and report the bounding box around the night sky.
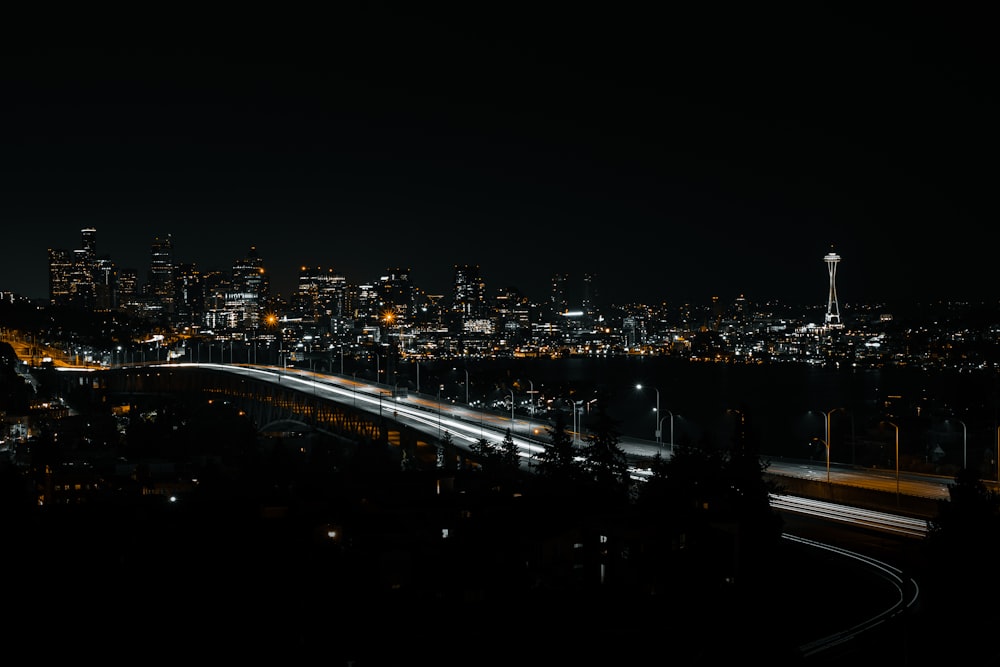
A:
[1,5,994,308]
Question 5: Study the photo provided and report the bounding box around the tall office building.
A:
[452,264,486,318]
[48,227,99,309]
[173,263,203,323]
[148,235,175,315]
[379,267,414,324]
[230,246,269,328]
[582,272,598,323]
[116,268,140,314]
[47,248,73,306]
[297,266,347,319]
[550,273,569,315]
[81,227,97,264]
[93,256,117,311]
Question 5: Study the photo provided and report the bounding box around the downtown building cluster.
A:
[22,228,1000,372]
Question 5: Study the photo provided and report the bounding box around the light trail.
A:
[123,364,938,534]
[769,494,928,538]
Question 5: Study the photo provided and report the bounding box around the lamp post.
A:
[946,418,967,469]
[883,421,900,504]
[811,437,831,483]
[437,384,444,440]
[508,388,515,428]
[566,399,580,445]
[465,369,470,405]
[959,419,967,470]
[658,411,675,455]
[813,408,837,480]
[526,380,535,470]
[635,384,661,444]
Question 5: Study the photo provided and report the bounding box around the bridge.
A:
[49,362,566,472]
[43,361,951,533]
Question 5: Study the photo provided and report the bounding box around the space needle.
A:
[824,247,842,327]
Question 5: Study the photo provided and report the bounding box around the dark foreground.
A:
[6,489,997,667]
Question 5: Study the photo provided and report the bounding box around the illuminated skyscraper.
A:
[550,273,569,314]
[48,227,99,309]
[231,245,268,328]
[452,264,486,319]
[824,247,842,327]
[148,235,175,315]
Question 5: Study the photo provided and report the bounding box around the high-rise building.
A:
[148,235,175,315]
[582,272,598,323]
[452,264,486,318]
[81,227,97,263]
[296,266,348,319]
[230,246,268,328]
[47,247,73,306]
[47,228,100,310]
[93,256,117,311]
[550,273,569,315]
[173,263,203,323]
[492,285,531,339]
[379,267,413,324]
[116,268,140,314]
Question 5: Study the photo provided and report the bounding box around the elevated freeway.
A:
[45,362,952,527]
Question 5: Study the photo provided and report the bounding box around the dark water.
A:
[415,357,1000,470]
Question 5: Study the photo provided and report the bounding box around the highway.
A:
[49,361,953,538]
[35,358,960,661]
[183,363,952,535]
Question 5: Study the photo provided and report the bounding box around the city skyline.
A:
[31,227,854,310]
[1,6,993,307]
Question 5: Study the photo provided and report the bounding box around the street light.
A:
[814,408,841,480]
[635,384,660,444]
[508,388,515,427]
[526,380,535,470]
[438,384,444,440]
[566,398,581,445]
[946,418,967,469]
[658,411,675,455]
[810,437,831,483]
[882,420,900,504]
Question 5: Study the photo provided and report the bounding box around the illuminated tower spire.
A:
[824,246,842,327]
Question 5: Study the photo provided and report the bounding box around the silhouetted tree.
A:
[535,410,580,483]
[924,467,1000,604]
[720,406,785,564]
[634,450,670,510]
[440,430,460,470]
[471,436,498,470]
[499,428,520,469]
[581,399,630,505]
[642,436,727,528]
